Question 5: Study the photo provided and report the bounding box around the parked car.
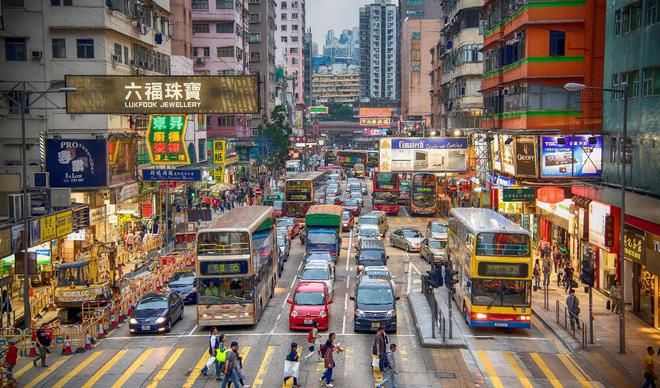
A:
[166,270,197,304]
[277,217,300,238]
[344,198,361,216]
[129,292,183,334]
[351,278,399,333]
[288,281,332,330]
[426,221,448,240]
[420,238,448,264]
[349,190,364,206]
[390,228,424,252]
[342,210,355,232]
[300,262,335,296]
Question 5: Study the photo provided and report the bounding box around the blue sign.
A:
[143,169,202,181]
[540,135,602,178]
[46,138,108,188]
[391,138,468,150]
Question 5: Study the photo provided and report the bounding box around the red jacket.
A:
[5,345,17,366]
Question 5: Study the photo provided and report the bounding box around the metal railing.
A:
[555,300,587,349]
[421,274,446,342]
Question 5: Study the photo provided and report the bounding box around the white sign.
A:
[536,198,572,221]
[589,201,611,248]
[379,138,468,172]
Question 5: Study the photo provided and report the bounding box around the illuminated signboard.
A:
[540,135,602,178]
[360,117,391,127]
[213,140,226,165]
[200,260,249,275]
[379,137,468,172]
[478,262,528,278]
[362,128,387,136]
[65,75,259,114]
[309,105,329,114]
[146,114,190,165]
[359,108,392,117]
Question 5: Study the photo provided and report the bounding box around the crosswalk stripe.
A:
[146,348,185,388]
[253,345,275,387]
[372,354,383,384]
[557,354,592,387]
[13,361,33,379]
[503,352,533,388]
[111,348,154,388]
[82,349,128,388]
[530,352,563,388]
[24,357,69,388]
[182,351,208,388]
[476,350,503,388]
[52,351,103,388]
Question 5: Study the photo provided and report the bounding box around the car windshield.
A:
[360,217,378,225]
[431,223,448,233]
[359,228,379,238]
[356,287,394,304]
[294,291,325,306]
[342,212,351,220]
[306,253,332,262]
[428,240,447,249]
[169,273,194,286]
[302,268,330,281]
[308,233,336,245]
[136,296,168,310]
[365,270,389,279]
[273,201,283,210]
[277,219,295,228]
[403,230,423,238]
[361,250,385,260]
[345,199,358,206]
[351,192,361,198]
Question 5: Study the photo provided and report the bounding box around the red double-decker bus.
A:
[373,172,400,215]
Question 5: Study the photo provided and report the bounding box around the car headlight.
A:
[386,309,397,318]
[355,309,365,317]
[155,317,166,324]
[290,310,298,317]
[320,311,327,318]
[129,318,137,324]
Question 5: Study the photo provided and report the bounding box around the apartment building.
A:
[312,64,360,105]
[248,0,277,120]
[275,0,305,105]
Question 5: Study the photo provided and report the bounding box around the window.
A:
[194,47,211,57]
[192,0,208,9]
[193,23,210,34]
[292,24,298,31]
[622,6,631,33]
[648,0,659,25]
[52,38,66,59]
[113,43,122,62]
[281,12,287,20]
[217,22,233,33]
[291,12,298,19]
[631,3,642,30]
[281,25,287,31]
[642,67,660,96]
[548,30,565,57]
[291,36,298,42]
[5,38,27,61]
[76,39,94,59]
[217,46,234,57]
[1,0,24,7]
[250,51,261,62]
[289,47,298,53]
[217,116,235,126]
[123,46,129,65]
[290,1,297,7]
[291,58,298,64]
[249,13,261,23]
[280,1,287,8]
[625,70,639,97]
[281,36,288,42]
[615,9,622,36]
[612,73,620,100]
[249,33,261,43]
[216,0,233,8]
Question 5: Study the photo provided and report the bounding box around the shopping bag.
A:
[205,355,216,369]
[283,360,300,379]
[372,357,380,368]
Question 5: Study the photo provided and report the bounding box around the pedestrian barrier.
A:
[555,299,587,349]
[421,274,446,342]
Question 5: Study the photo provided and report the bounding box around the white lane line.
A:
[342,294,348,335]
[281,291,291,309]
[297,260,303,271]
[410,262,421,275]
[345,228,353,272]
[289,275,297,289]
[187,324,198,336]
[346,274,350,288]
[271,313,282,334]
[463,335,551,341]
[104,333,417,339]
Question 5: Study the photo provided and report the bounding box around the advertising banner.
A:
[360,117,391,127]
[0,229,10,258]
[46,138,108,188]
[540,135,602,178]
[146,114,190,164]
[491,135,502,172]
[65,75,259,114]
[30,220,41,246]
[589,201,613,249]
[503,188,536,202]
[514,136,537,177]
[213,140,226,165]
[40,215,56,242]
[309,105,328,114]
[143,169,202,181]
[501,136,515,175]
[379,137,468,172]
[624,227,645,263]
[359,108,392,117]
[56,211,73,238]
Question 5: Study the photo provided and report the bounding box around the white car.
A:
[300,262,335,296]
[357,266,396,289]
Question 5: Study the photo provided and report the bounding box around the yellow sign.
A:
[56,211,73,237]
[0,229,10,258]
[213,169,225,183]
[225,154,239,165]
[213,140,226,165]
[41,215,57,242]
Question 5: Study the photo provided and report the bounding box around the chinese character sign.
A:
[46,138,108,188]
[146,115,190,165]
[360,117,391,127]
[213,140,226,165]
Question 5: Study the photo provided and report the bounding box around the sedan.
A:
[420,238,448,264]
[427,221,448,240]
[129,292,183,334]
[350,191,364,206]
[277,233,290,262]
[166,270,197,304]
[390,228,424,252]
[344,198,361,216]
[342,211,355,232]
[288,281,332,330]
[325,196,343,206]
[277,217,299,238]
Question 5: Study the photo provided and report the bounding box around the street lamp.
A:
[2,82,76,328]
[563,82,628,354]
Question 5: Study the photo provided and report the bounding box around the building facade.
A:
[274,0,305,105]
[399,0,443,20]
[311,64,360,105]
[248,0,277,120]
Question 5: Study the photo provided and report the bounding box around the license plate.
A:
[142,325,151,331]
[304,319,313,325]
[371,322,380,329]
[494,322,508,327]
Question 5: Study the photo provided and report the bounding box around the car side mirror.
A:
[349,296,355,301]
[328,299,333,304]
[386,255,390,259]
[287,299,292,304]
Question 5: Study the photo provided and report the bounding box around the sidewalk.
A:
[531,274,656,387]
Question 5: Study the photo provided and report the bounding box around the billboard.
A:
[360,117,391,127]
[46,138,108,188]
[143,169,202,181]
[491,135,502,172]
[65,75,259,114]
[146,114,190,165]
[501,135,515,175]
[540,135,602,178]
[359,107,391,117]
[379,137,468,172]
[514,136,538,177]
[309,105,329,114]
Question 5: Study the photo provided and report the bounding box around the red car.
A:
[342,210,354,232]
[288,281,332,330]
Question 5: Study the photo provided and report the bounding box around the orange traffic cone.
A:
[47,294,56,311]
[110,313,117,329]
[84,332,93,350]
[61,335,73,355]
[28,334,37,357]
[97,322,105,339]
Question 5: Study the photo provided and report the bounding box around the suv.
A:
[351,278,399,333]
[355,238,388,274]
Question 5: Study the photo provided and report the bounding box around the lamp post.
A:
[564,82,627,354]
[2,82,76,328]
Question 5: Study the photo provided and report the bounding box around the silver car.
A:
[426,221,448,240]
[300,262,335,296]
[390,228,424,252]
[420,238,447,264]
[357,265,396,290]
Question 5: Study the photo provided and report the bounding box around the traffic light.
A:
[426,263,443,288]
[580,258,595,287]
[444,267,459,290]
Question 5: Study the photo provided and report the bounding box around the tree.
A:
[317,102,356,122]
[255,105,292,172]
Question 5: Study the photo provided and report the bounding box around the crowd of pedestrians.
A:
[200,329,249,388]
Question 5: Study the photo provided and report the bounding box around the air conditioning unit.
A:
[112,54,120,62]
[31,51,43,60]
[7,194,27,222]
[50,188,71,209]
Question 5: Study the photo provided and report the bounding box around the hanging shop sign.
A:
[502,188,536,202]
[495,175,515,187]
[225,153,239,165]
[491,135,502,172]
[360,117,391,127]
[30,220,40,246]
[362,128,388,136]
[624,227,645,263]
[146,114,190,165]
[65,75,259,114]
[213,169,225,183]
[379,137,468,172]
[45,138,109,188]
[588,201,614,249]
[540,135,602,178]
[72,206,90,230]
[645,233,660,276]
[89,207,106,226]
[116,182,140,203]
[359,108,392,117]
[56,210,73,237]
[41,215,56,242]
[143,169,202,181]
[10,225,24,254]
[0,229,10,258]
[213,140,226,165]
[498,200,524,214]
[501,136,515,175]
[309,105,329,114]
[514,136,537,177]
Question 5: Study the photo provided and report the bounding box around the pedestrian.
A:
[220,199,225,213]
[542,259,551,287]
[5,341,17,377]
[304,322,321,363]
[373,325,389,371]
[32,324,50,368]
[533,260,541,290]
[221,341,250,388]
[566,288,580,330]
[643,346,657,388]
[376,343,398,388]
[556,260,564,286]
[609,280,621,313]
[283,342,302,387]
[541,242,551,261]
[214,334,228,380]
[320,333,341,387]
[564,263,575,292]
[201,328,219,376]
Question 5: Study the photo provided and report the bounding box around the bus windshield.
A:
[198,277,254,305]
[412,193,435,207]
[285,180,312,201]
[198,232,250,255]
[308,233,337,245]
[375,173,398,190]
[475,233,530,257]
[373,192,398,205]
[471,279,530,307]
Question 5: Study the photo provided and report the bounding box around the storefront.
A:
[588,200,617,292]
[537,197,572,253]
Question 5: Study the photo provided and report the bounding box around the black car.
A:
[167,270,197,304]
[355,238,388,273]
[129,292,183,334]
[351,278,399,333]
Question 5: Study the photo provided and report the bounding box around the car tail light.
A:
[474,312,488,320]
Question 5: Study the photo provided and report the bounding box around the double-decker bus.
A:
[373,172,400,215]
[399,179,411,205]
[196,206,278,326]
[409,173,437,215]
[336,150,366,169]
[284,171,326,219]
[366,150,379,168]
[448,208,532,329]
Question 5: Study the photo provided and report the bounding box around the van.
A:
[355,238,388,274]
[350,277,399,333]
[358,211,388,237]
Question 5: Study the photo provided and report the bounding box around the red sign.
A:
[255,188,263,195]
[359,108,392,118]
[141,203,153,218]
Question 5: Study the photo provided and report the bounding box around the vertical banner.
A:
[146,114,190,164]
[213,140,226,165]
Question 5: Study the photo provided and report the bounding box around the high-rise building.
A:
[193,0,251,139]
[275,0,306,106]
[312,64,360,105]
[359,0,399,102]
[304,29,313,109]
[248,0,277,121]
[399,0,443,20]
[322,26,360,62]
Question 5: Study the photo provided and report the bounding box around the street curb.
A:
[531,307,581,352]
[407,293,467,349]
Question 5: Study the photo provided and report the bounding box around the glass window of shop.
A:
[599,249,617,292]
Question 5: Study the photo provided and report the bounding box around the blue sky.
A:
[306,0,373,47]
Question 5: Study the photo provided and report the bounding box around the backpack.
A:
[379,353,390,371]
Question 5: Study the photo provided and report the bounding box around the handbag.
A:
[371,357,380,368]
[606,300,611,310]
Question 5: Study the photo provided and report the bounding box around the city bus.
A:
[399,179,411,205]
[196,206,278,326]
[373,172,400,215]
[409,173,437,215]
[284,171,327,219]
[448,208,532,329]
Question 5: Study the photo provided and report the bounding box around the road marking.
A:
[346,274,350,288]
[182,351,208,388]
[82,349,128,388]
[146,348,185,388]
[13,361,34,379]
[53,351,103,388]
[188,324,198,336]
[343,344,353,379]
[289,274,297,289]
[103,332,416,339]
[271,313,283,334]
[297,260,303,271]
[342,293,348,335]
[532,319,593,381]
[372,354,383,384]
[346,228,353,272]
[476,350,504,388]
[253,345,276,387]
[503,352,533,388]
[24,357,69,388]
[557,354,592,387]
[463,335,550,341]
[111,348,154,388]
[530,352,563,388]
[282,291,291,309]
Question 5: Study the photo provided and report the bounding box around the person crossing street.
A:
[376,344,398,388]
